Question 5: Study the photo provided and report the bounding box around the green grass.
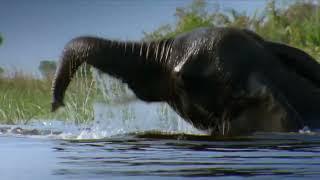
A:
[62,67,97,124]
[0,68,98,124]
[0,72,52,124]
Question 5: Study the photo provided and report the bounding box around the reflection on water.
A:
[52,132,320,179]
[55,133,320,177]
[1,125,320,179]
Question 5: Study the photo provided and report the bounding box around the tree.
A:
[0,34,5,77]
[143,0,255,40]
[283,1,318,22]
[143,0,214,40]
[144,0,320,59]
[39,60,57,79]
[0,34,3,45]
[0,66,4,77]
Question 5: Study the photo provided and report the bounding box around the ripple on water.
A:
[50,131,320,179]
[1,121,320,179]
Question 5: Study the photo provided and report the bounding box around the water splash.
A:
[54,70,204,139]
[73,102,204,139]
[299,126,314,135]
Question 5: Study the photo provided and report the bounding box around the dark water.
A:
[1,125,320,180]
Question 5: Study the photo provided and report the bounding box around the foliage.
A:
[0,67,4,77]
[39,60,57,79]
[144,0,214,40]
[0,34,3,45]
[144,0,320,59]
[255,0,320,57]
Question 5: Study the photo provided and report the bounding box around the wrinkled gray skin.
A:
[51,27,320,136]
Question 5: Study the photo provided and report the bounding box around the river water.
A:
[1,101,320,180]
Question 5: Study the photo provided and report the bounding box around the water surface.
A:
[1,122,320,180]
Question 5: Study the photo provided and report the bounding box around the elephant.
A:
[51,27,320,136]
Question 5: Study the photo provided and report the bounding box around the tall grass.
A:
[62,65,97,124]
[0,71,52,124]
[0,67,98,124]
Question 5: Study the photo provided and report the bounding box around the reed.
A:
[0,67,99,124]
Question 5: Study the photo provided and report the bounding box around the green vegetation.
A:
[1,0,320,124]
[0,67,4,77]
[0,67,97,124]
[0,72,52,124]
[0,34,3,45]
[145,0,320,59]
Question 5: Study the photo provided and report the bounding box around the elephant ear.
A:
[265,41,320,88]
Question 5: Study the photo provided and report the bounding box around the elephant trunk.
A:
[51,37,106,112]
[51,36,175,112]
